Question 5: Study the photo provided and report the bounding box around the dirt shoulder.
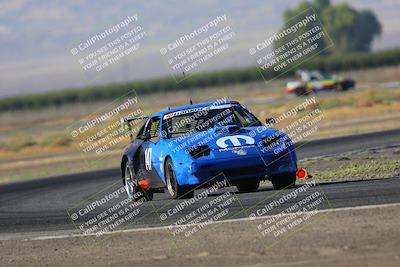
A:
[1,204,399,267]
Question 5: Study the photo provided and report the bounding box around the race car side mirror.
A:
[265,118,276,127]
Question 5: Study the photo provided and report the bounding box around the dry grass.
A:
[299,146,400,182]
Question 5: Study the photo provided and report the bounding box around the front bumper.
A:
[177,148,297,186]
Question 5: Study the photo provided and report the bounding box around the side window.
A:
[149,117,160,138]
[144,117,161,140]
[136,121,147,140]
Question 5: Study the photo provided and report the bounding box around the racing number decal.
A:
[145,148,152,170]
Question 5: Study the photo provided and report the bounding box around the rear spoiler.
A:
[120,116,148,140]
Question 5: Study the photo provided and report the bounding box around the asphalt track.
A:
[0,129,399,236]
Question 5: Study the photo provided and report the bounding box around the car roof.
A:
[151,100,240,119]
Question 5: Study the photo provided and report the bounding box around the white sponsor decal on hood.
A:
[216,135,255,148]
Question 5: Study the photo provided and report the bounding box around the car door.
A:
[138,116,165,188]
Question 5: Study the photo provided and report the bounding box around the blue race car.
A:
[120,100,298,200]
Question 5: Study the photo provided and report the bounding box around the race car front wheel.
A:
[165,158,194,199]
[271,173,296,190]
[124,164,153,201]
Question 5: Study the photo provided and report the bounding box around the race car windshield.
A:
[162,105,262,138]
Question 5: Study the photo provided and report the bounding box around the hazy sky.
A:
[0,0,399,98]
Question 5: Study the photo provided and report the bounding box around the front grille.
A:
[215,166,266,177]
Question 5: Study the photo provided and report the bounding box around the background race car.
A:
[120,101,298,200]
[286,69,356,96]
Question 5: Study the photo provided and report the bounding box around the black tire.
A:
[236,180,260,193]
[336,82,345,91]
[271,173,296,190]
[124,164,153,201]
[340,80,355,91]
[295,87,308,96]
[165,158,194,199]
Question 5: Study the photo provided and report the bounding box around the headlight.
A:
[187,145,211,158]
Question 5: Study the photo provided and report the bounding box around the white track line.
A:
[20,202,400,241]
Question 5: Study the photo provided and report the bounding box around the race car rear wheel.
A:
[295,87,308,96]
[124,164,153,201]
[236,180,260,193]
[339,80,355,91]
[165,158,194,199]
[271,173,296,190]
